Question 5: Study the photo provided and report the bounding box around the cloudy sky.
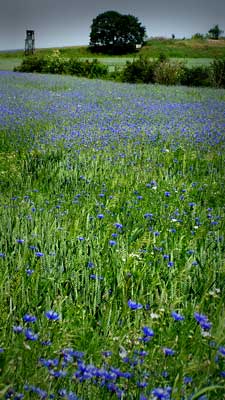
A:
[0,0,224,50]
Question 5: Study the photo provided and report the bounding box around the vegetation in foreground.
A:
[0,72,225,399]
[13,51,225,88]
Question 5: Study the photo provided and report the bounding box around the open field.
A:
[0,71,225,399]
[0,38,225,72]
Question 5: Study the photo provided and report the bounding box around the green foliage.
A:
[191,33,205,40]
[89,10,146,54]
[42,49,68,74]
[120,56,157,83]
[15,52,109,79]
[181,66,210,87]
[210,58,225,88]
[154,60,184,85]
[14,55,47,73]
[208,24,224,40]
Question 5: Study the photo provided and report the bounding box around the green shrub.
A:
[154,60,184,85]
[43,50,68,74]
[65,58,85,76]
[180,66,210,87]
[14,56,47,73]
[210,58,225,88]
[82,59,109,78]
[120,56,157,83]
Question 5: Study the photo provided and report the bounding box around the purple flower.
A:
[114,223,123,229]
[109,240,117,246]
[128,300,143,310]
[152,386,172,399]
[142,326,154,337]
[171,311,185,321]
[194,312,212,330]
[163,347,175,356]
[45,310,60,321]
[167,261,174,267]
[35,252,44,257]
[13,325,23,333]
[24,328,39,341]
[17,239,25,244]
[218,346,225,356]
[23,314,37,323]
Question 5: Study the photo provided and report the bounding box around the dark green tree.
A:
[208,24,224,39]
[89,10,146,54]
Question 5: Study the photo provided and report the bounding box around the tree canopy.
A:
[208,24,224,40]
[89,10,146,54]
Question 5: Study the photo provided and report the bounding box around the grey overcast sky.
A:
[0,0,225,50]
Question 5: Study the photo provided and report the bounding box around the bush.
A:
[43,50,68,74]
[210,58,225,88]
[154,60,184,85]
[14,56,48,73]
[83,59,109,78]
[181,66,210,87]
[120,56,157,83]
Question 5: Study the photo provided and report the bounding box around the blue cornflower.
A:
[97,214,104,219]
[45,310,60,321]
[114,222,123,229]
[111,233,118,238]
[142,326,154,337]
[171,311,185,321]
[17,239,25,244]
[0,253,5,257]
[194,312,212,330]
[165,191,170,197]
[218,346,225,356]
[102,350,112,357]
[183,376,193,384]
[24,328,39,341]
[78,236,84,241]
[26,269,34,276]
[128,300,143,310]
[167,261,174,267]
[144,213,153,219]
[35,252,44,257]
[109,240,117,246]
[13,325,23,333]
[152,386,172,399]
[23,314,37,323]
[163,347,175,356]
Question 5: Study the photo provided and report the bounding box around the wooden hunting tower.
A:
[25,30,35,55]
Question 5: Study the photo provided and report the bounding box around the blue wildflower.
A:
[24,328,39,341]
[109,240,117,246]
[23,314,37,323]
[35,252,44,257]
[142,326,154,337]
[128,300,143,310]
[171,311,185,321]
[194,312,212,330]
[45,310,60,321]
[163,347,175,356]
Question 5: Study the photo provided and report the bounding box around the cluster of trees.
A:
[192,25,224,40]
[88,11,224,55]
[89,11,146,54]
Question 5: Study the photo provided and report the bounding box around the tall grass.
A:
[0,72,225,399]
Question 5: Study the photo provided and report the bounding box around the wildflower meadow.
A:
[0,71,225,399]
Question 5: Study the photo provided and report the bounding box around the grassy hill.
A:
[0,38,225,71]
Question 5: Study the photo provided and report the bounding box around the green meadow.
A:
[1,38,225,71]
[0,68,224,399]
